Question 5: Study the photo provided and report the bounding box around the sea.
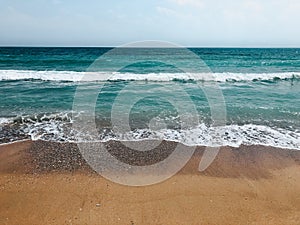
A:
[0,47,299,150]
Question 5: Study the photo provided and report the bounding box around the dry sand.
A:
[0,140,300,225]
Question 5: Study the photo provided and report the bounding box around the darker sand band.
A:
[1,140,300,179]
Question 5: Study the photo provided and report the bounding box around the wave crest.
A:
[0,70,299,82]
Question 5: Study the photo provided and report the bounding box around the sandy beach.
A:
[0,140,299,225]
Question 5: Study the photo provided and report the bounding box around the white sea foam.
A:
[0,70,85,82]
[19,119,300,150]
[0,117,12,125]
[1,112,299,149]
[0,70,299,82]
[99,124,300,150]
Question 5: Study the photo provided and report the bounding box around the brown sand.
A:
[0,141,300,225]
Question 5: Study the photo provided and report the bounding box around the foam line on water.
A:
[96,124,300,150]
[1,114,298,150]
[0,70,299,82]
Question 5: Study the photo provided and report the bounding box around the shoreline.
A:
[1,140,300,224]
[0,139,31,146]
[1,137,299,150]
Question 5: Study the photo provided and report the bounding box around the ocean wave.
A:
[91,124,300,150]
[0,70,299,82]
[1,114,299,150]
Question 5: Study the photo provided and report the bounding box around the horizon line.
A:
[1,45,300,49]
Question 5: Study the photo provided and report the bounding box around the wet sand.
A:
[1,140,300,224]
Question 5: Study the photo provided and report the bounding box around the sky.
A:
[0,0,300,47]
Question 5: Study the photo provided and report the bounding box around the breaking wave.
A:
[0,70,299,82]
[0,113,299,150]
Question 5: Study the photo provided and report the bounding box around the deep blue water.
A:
[1,47,300,73]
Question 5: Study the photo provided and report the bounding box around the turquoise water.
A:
[0,47,299,149]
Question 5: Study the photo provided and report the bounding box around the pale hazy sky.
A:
[1,0,300,47]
